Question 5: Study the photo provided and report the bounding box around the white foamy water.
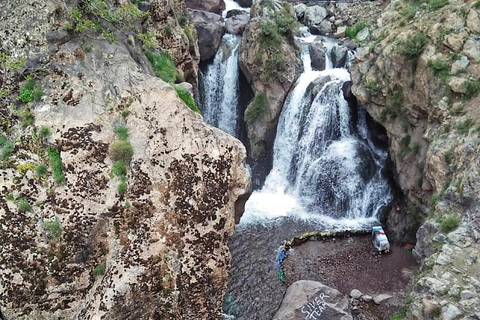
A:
[241,36,392,229]
[201,34,242,137]
[223,0,250,18]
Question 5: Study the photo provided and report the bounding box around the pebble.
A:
[350,289,363,299]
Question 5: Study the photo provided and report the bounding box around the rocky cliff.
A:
[239,0,302,187]
[350,0,480,318]
[0,0,251,318]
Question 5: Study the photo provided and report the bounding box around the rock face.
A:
[225,10,249,35]
[0,0,251,319]
[148,0,200,84]
[239,0,302,187]
[350,0,480,318]
[273,280,353,320]
[185,0,225,14]
[188,8,226,61]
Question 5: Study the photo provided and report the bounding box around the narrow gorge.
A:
[1,0,479,320]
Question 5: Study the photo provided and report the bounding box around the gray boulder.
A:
[187,9,225,61]
[373,294,393,305]
[304,6,328,26]
[310,20,332,35]
[273,280,353,320]
[349,289,362,299]
[332,45,348,68]
[309,39,326,71]
[225,10,249,35]
[294,3,307,20]
[185,0,225,14]
[356,27,370,42]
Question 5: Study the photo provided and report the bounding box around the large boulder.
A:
[304,5,328,26]
[187,8,226,61]
[332,45,348,68]
[273,281,353,320]
[0,1,251,319]
[225,9,249,35]
[185,0,225,14]
[309,39,326,71]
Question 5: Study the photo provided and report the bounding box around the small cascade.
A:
[200,34,242,137]
[242,36,392,227]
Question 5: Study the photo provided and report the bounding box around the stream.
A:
[199,3,393,319]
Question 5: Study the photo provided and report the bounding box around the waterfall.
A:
[242,36,392,228]
[201,34,242,137]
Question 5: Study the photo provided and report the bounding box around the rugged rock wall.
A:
[0,0,250,319]
[239,0,301,187]
[350,0,480,318]
[147,0,201,85]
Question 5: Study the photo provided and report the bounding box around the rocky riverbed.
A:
[283,235,418,319]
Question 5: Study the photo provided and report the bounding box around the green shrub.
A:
[178,14,189,27]
[390,87,404,107]
[138,32,157,49]
[48,148,65,184]
[117,181,127,195]
[245,92,268,123]
[18,79,42,103]
[427,59,450,81]
[93,263,106,276]
[440,214,460,233]
[173,85,200,113]
[146,51,180,84]
[400,0,422,20]
[398,33,429,57]
[114,125,129,141]
[345,21,367,39]
[43,219,62,240]
[111,160,127,177]
[474,1,480,9]
[365,80,384,95]
[400,135,411,155]
[109,140,134,163]
[428,0,448,10]
[38,126,52,138]
[1,141,14,161]
[455,118,475,134]
[443,148,454,165]
[259,20,283,50]
[17,199,31,212]
[464,79,480,99]
[36,164,48,177]
[163,25,173,36]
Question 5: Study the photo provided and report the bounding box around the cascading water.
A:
[200,34,242,137]
[241,37,392,228]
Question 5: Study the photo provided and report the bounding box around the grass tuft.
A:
[173,85,200,113]
[109,140,134,164]
[245,92,268,123]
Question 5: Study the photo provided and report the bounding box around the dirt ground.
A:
[282,235,418,320]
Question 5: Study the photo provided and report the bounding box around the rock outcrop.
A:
[350,0,480,318]
[188,8,226,61]
[239,0,301,187]
[0,0,251,319]
[147,0,201,85]
[185,0,225,14]
[225,9,249,35]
